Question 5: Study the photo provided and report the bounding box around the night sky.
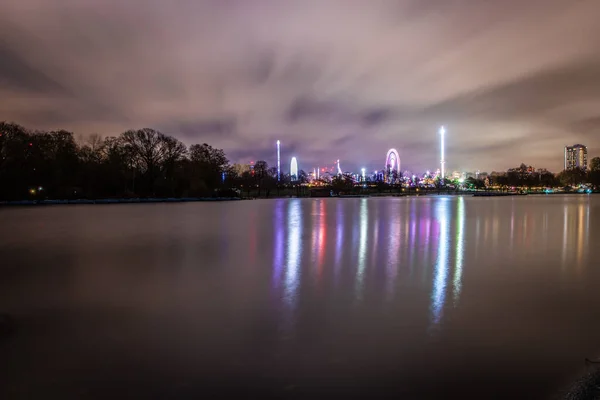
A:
[1,0,599,173]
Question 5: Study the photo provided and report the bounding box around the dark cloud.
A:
[286,97,394,128]
[0,0,599,172]
[572,116,600,133]
[423,60,600,123]
[361,108,392,127]
[0,43,66,94]
[164,118,237,140]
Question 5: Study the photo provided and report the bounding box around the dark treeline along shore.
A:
[0,121,291,201]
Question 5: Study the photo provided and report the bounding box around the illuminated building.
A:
[564,144,587,170]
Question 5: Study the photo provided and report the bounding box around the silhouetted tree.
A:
[188,143,228,195]
[120,128,185,195]
[253,160,269,197]
[589,157,600,189]
[558,168,587,187]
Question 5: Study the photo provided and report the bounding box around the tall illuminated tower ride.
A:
[290,157,298,181]
[439,126,446,183]
[276,140,281,182]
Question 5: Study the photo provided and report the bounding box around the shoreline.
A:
[0,197,244,207]
[0,191,595,207]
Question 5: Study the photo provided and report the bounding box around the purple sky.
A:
[1,0,600,173]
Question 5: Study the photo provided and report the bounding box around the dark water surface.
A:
[1,196,599,399]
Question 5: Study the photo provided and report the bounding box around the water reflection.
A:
[284,200,302,308]
[576,202,588,270]
[560,199,590,271]
[562,205,568,268]
[334,200,343,281]
[267,196,593,330]
[430,198,450,326]
[317,200,327,279]
[4,196,600,400]
[355,198,368,300]
[386,202,400,301]
[453,196,465,306]
[272,200,285,289]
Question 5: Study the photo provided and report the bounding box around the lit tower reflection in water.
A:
[317,200,327,279]
[430,198,450,327]
[576,202,589,271]
[334,200,344,283]
[452,197,465,306]
[310,200,327,282]
[562,204,568,268]
[355,198,369,300]
[272,200,285,289]
[284,200,302,309]
[386,202,401,301]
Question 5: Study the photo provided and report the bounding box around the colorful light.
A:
[385,148,401,176]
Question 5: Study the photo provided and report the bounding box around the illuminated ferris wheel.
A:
[385,148,401,175]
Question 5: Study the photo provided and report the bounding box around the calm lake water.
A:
[1,196,599,399]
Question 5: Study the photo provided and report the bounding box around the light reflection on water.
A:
[452,196,465,306]
[430,197,450,327]
[284,199,302,309]
[355,198,369,300]
[1,195,599,399]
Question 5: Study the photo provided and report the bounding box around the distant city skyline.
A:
[1,1,599,172]
[245,138,596,177]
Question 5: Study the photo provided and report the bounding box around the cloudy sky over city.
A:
[1,0,600,173]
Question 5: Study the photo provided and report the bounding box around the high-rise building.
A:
[564,144,588,170]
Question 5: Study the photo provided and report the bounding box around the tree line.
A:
[2,121,598,200]
[0,122,304,201]
[482,162,600,191]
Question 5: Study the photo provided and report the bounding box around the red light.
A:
[28,143,33,146]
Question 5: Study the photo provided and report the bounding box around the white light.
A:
[276,140,281,182]
[439,126,446,181]
[290,157,298,181]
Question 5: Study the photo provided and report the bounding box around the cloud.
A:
[0,0,599,172]
[0,43,67,94]
[161,118,237,140]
